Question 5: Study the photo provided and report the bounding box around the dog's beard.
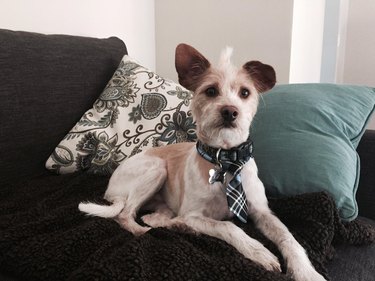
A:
[196,118,250,149]
[220,119,237,129]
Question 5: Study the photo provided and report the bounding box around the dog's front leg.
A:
[250,209,326,281]
[242,166,326,281]
[145,215,281,272]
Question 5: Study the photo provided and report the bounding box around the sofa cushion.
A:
[46,55,196,175]
[250,84,375,220]
[0,29,127,186]
[327,217,375,281]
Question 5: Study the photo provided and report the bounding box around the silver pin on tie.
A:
[208,148,226,184]
[208,166,226,184]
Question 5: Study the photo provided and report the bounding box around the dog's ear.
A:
[243,61,276,93]
[175,43,211,91]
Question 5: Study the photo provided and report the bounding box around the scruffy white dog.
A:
[79,44,326,281]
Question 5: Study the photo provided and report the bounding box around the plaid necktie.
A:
[196,139,253,223]
[225,170,248,223]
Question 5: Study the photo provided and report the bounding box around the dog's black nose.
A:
[221,106,239,122]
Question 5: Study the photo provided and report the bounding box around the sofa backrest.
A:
[0,29,127,186]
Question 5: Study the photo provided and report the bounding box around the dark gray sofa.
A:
[0,29,374,281]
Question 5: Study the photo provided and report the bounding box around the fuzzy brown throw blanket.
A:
[0,173,374,281]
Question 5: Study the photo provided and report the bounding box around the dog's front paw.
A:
[254,248,281,272]
[290,267,327,281]
[240,243,281,272]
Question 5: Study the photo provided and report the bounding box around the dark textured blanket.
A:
[0,173,374,281]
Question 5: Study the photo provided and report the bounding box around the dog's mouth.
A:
[220,120,237,129]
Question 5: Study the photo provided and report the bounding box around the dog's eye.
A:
[240,88,250,99]
[205,87,218,97]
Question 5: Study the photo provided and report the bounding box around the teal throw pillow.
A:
[250,83,375,220]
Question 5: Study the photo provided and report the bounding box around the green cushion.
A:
[250,83,375,220]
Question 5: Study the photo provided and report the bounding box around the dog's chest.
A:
[199,182,234,220]
[178,154,234,220]
[148,143,234,220]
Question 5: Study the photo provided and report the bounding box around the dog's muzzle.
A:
[221,106,238,127]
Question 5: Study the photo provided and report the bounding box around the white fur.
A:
[79,45,326,281]
[218,46,234,71]
[79,200,125,218]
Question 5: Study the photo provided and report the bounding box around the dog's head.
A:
[175,43,276,149]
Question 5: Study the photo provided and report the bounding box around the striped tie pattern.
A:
[226,173,248,223]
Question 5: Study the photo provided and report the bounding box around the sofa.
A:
[0,28,374,281]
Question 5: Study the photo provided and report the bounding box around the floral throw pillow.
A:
[46,55,196,175]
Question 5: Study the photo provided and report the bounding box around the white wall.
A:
[343,0,375,129]
[0,0,156,70]
[320,0,349,83]
[289,0,326,83]
[343,0,375,87]
[155,0,294,83]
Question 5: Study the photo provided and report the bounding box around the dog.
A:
[79,44,326,281]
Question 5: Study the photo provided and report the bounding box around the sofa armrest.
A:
[0,29,127,186]
[356,129,375,220]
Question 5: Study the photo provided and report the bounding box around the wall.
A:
[343,0,375,129]
[343,0,375,87]
[320,0,349,84]
[289,0,326,83]
[155,0,294,83]
[0,0,156,70]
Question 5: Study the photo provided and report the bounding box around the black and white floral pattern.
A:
[46,55,196,175]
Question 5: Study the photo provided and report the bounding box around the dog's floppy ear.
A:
[243,61,276,93]
[175,43,210,91]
